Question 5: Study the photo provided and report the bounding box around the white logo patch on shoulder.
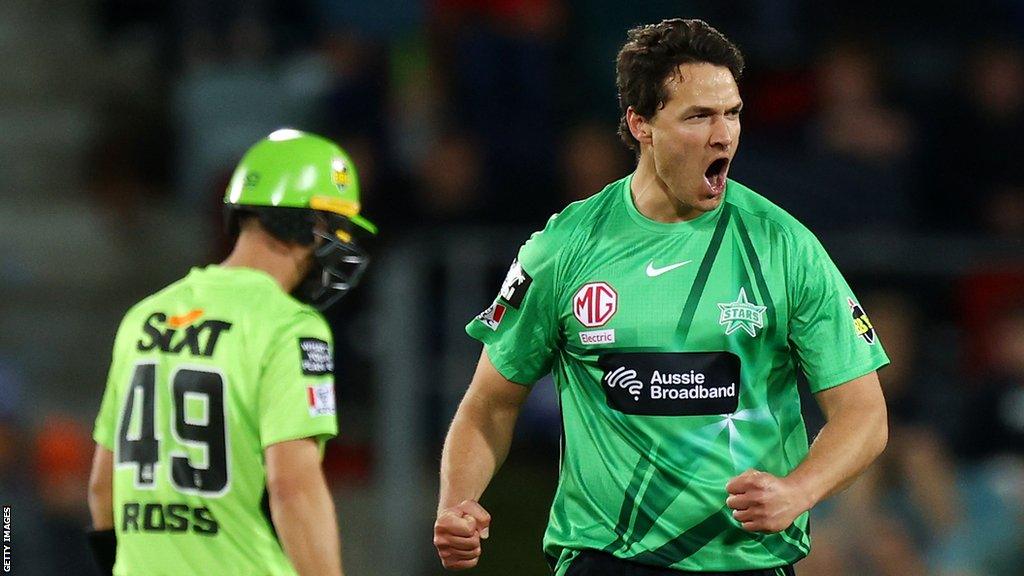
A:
[475,300,507,331]
[498,259,532,308]
[307,383,336,417]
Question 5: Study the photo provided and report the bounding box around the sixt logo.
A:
[136,310,232,357]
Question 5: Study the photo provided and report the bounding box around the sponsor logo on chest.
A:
[598,352,740,416]
[573,282,618,328]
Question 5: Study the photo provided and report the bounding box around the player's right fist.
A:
[433,500,491,570]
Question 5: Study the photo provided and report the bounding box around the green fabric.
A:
[467,175,889,573]
[94,265,338,576]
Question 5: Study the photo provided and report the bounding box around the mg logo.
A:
[573,282,618,327]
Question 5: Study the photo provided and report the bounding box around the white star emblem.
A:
[717,288,767,337]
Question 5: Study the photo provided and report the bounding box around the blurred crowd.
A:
[3,1,1024,574]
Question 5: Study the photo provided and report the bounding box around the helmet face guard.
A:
[295,225,370,311]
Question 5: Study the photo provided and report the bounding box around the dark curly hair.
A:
[616,19,745,154]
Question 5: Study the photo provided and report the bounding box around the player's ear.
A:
[626,107,652,145]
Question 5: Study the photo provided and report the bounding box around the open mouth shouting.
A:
[704,157,730,197]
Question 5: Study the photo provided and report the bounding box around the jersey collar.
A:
[621,172,728,234]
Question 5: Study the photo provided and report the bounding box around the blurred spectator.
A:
[800,290,963,576]
[734,39,918,234]
[388,37,447,171]
[801,40,916,231]
[429,0,566,221]
[86,98,175,239]
[809,41,914,162]
[981,179,1024,240]
[958,271,1024,372]
[172,12,332,208]
[33,415,98,575]
[938,306,1024,575]
[559,121,631,202]
[318,32,390,142]
[922,39,1024,233]
[409,131,486,226]
[957,305,1024,461]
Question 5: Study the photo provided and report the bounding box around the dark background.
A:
[1,1,1022,574]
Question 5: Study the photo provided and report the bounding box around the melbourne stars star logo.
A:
[717,288,767,337]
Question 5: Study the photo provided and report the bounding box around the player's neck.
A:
[631,154,702,223]
[221,232,305,292]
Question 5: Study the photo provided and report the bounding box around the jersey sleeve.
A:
[787,231,889,393]
[465,217,564,386]
[93,313,135,450]
[258,311,339,448]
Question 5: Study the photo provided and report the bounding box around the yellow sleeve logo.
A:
[847,297,876,344]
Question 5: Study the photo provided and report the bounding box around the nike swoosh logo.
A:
[646,260,693,277]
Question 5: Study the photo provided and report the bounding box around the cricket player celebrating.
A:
[87,130,375,576]
[434,19,889,575]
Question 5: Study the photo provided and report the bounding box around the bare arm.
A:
[266,438,344,576]
[88,445,115,530]
[727,371,888,532]
[434,349,531,570]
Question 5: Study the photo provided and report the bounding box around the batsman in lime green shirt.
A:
[88,130,375,576]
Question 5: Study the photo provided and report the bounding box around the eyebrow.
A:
[681,102,744,116]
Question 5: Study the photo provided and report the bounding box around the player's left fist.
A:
[725,469,809,533]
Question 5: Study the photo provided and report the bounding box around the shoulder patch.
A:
[307,383,336,417]
[847,298,876,344]
[498,258,532,309]
[475,300,507,330]
[299,337,334,375]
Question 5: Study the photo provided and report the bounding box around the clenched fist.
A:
[433,500,492,570]
[725,469,810,533]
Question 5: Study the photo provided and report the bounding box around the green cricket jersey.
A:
[467,175,888,574]
[93,266,338,576]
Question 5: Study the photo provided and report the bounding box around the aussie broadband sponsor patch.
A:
[598,352,740,416]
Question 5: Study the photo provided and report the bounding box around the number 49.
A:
[117,363,230,495]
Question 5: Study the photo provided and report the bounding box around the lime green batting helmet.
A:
[224,129,376,309]
[224,128,377,235]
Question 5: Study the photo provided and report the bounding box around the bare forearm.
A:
[271,477,343,576]
[790,412,886,506]
[88,490,114,530]
[88,446,115,530]
[788,377,888,508]
[439,394,518,513]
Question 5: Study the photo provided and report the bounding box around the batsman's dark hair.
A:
[225,206,318,246]
[616,19,745,154]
